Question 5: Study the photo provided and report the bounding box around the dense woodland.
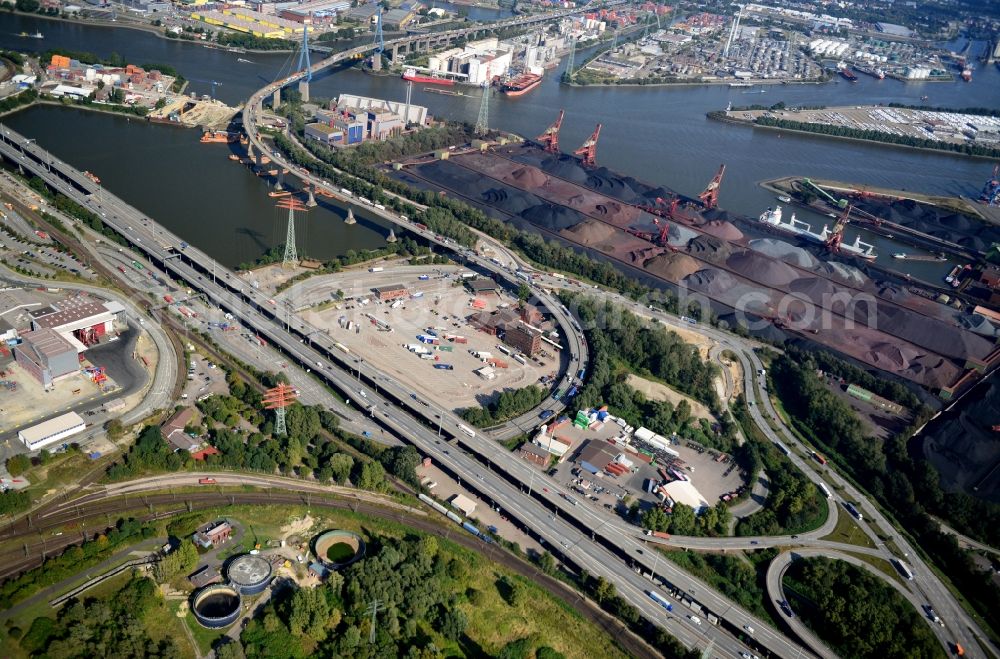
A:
[0,517,153,610]
[15,576,179,658]
[237,534,566,659]
[640,501,730,536]
[771,353,1000,636]
[731,395,827,536]
[784,557,944,659]
[460,385,545,427]
[567,296,739,452]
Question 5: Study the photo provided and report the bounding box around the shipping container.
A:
[369,266,383,273]
[418,275,430,280]
[454,337,468,344]
[434,363,454,370]
[438,345,453,352]
[513,354,527,365]
[458,423,476,437]
[334,342,350,353]
[462,522,481,536]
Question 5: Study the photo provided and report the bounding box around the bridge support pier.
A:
[275,169,285,191]
[371,53,382,72]
[298,79,310,103]
[306,183,317,208]
[255,151,263,168]
[392,45,399,61]
[272,88,281,109]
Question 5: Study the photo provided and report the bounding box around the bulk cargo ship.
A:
[839,66,858,82]
[500,72,542,96]
[402,68,454,86]
[757,206,876,260]
[853,64,885,79]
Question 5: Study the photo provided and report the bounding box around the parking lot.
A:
[182,351,230,402]
[287,266,560,411]
[544,419,747,517]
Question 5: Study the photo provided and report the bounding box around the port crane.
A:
[625,217,674,249]
[574,123,601,167]
[537,109,564,153]
[801,177,848,209]
[824,204,854,253]
[697,164,726,209]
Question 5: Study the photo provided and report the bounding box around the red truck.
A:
[198,478,217,485]
[645,530,671,540]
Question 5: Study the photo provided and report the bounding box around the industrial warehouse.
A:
[0,287,133,444]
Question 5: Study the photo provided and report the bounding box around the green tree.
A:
[328,453,354,484]
[355,460,385,491]
[537,551,556,575]
[5,454,30,477]
[667,503,696,535]
[105,418,124,439]
[641,506,670,532]
[215,639,246,659]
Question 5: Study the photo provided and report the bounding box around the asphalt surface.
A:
[0,104,805,659]
[0,26,990,655]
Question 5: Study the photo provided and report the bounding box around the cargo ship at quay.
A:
[384,114,1000,398]
[757,205,876,260]
[500,72,543,96]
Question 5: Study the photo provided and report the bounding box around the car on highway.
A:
[689,616,701,625]
[744,624,755,634]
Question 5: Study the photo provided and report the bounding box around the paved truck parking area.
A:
[286,267,559,411]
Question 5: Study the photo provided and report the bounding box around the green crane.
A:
[802,178,848,209]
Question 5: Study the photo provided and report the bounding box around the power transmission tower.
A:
[276,197,308,268]
[475,83,490,136]
[263,383,297,436]
[367,599,382,644]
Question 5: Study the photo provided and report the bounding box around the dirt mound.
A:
[788,276,840,301]
[875,283,913,303]
[700,220,744,241]
[522,203,584,231]
[628,246,665,264]
[542,156,589,184]
[509,166,548,188]
[668,223,700,247]
[562,220,617,245]
[817,261,868,287]
[594,200,627,217]
[683,268,738,294]
[748,239,818,268]
[644,253,702,281]
[726,250,800,287]
[864,340,920,370]
[687,235,732,259]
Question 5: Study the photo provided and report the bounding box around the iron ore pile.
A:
[388,143,1000,395]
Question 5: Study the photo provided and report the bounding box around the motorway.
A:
[765,548,954,658]
[0,9,990,656]
[0,124,812,659]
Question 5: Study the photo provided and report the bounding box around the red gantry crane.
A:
[263,382,298,435]
[698,164,725,210]
[574,123,602,167]
[825,203,853,254]
[537,109,564,153]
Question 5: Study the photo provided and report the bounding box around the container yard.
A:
[384,128,1000,398]
[728,105,1000,151]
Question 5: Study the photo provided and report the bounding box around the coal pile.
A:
[856,198,1000,254]
[726,250,801,287]
[700,220,744,241]
[644,253,702,280]
[748,239,819,268]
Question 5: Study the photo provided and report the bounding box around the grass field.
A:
[821,507,876,549]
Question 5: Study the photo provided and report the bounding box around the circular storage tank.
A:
[226,554,273,595]
[192,584,242,629]
[312,530,366,569]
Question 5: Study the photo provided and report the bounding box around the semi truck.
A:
[645,530,671,540]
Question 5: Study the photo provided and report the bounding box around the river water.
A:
[1,13,999,273]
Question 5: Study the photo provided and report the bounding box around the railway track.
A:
[0,489,659,659]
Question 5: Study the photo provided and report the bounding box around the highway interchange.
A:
[0,7,994,655]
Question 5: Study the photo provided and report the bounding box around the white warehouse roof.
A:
[18,411,86,451]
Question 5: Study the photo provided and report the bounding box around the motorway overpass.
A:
[0,125,814,658]
[7,110,987,655]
